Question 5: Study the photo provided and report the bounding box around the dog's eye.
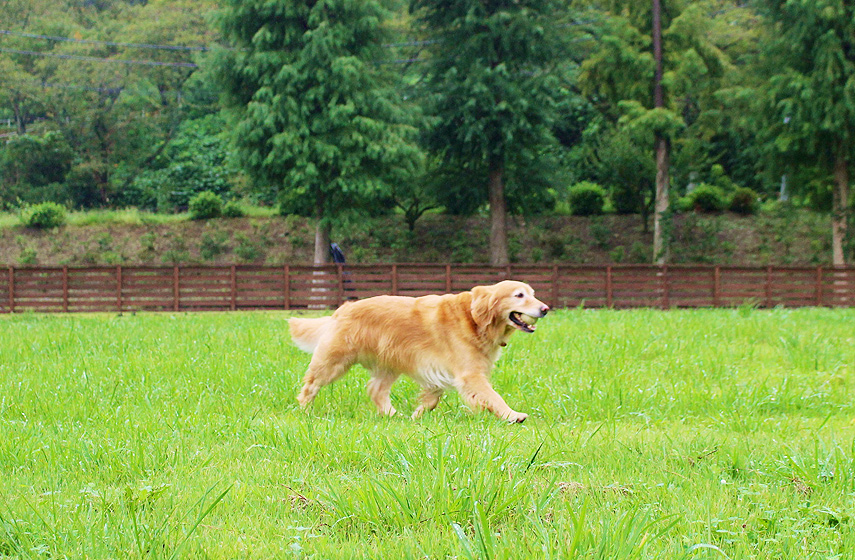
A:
[514,292,525,298]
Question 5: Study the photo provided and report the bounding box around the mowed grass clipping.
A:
[1,308,854,559]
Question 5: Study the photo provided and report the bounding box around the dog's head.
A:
[470,280,550,334]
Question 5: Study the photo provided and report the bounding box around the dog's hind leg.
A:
[297,346,353,408]
[411,387,444,420]
[366,370,400,416]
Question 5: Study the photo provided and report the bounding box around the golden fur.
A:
[288,280,549,422]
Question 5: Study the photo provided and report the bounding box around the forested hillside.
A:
[1,0,853,265]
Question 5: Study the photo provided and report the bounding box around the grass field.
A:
[1,308,854,559]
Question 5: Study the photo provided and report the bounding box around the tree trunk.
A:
[651,0,669,264]
[652,135,670,264]
[12,97,26,135]
[488,162,509,266]
[832,151,850,266]
[313,195,331,265]
[313,220,331,265]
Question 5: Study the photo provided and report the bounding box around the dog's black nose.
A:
[541,305,550,315]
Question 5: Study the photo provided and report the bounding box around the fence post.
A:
[605,266,613,308]
[765,266,773,308]
[445,264,452,292]
[552,264,559,309]
[7,267,14,313]
[62,266,69,312]
[713,266,721,308]
[230,265,237,311]
[815,266,823,307]
[336,264,344,306]
[116,265,122,312]
[661,265,670,309]
[392,264,398,296]
[283,265,291,310]
[173,265,180,312]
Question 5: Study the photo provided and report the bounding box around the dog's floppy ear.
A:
[470,285,497,327]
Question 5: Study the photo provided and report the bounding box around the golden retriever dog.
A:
[288,280,549,423]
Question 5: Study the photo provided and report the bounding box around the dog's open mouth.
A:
[509,311,538,333]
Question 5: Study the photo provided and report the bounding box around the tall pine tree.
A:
[411,0,565,265]
[215,0,420,263]
[760,0,854,265]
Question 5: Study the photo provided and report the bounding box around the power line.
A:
[31,79,189,96]
[34,80,123,94]
[0,29,214,51]
[382,39,439,48]
[0,28,422,52]
[0,47,198,68]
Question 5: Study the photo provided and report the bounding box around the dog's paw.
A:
[506,411,528,423]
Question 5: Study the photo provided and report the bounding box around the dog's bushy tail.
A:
[288,316,334,353]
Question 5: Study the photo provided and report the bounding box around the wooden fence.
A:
[0,264,853,313]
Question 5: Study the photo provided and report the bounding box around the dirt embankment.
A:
[0,210,835,267]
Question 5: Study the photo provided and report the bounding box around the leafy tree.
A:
[594,128,656,229]
[0,0,217,208]
[758,0,855,265]
[123,113,237,211]
[215,0,421,263]
[0,132,74,208]
[577,0,729,262]
[411,0,567,265]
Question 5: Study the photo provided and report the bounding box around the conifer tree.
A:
[759,0,854,265]
[411,0,565,265]
[215,0,420,263]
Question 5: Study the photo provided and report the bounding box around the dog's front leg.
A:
[457,373,528,423]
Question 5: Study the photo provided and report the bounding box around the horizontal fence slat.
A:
[1,264,854,313]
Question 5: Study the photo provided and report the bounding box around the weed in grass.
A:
[234,231,263,262]
[160,235,191,264]
[628,240,650,263]
[199,231,230,261]
[546,233,567,260]
[590,217,612,250]
[18,246,37,265]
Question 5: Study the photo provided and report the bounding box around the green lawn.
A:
[1,308,853,559]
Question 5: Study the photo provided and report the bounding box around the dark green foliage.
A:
[215,0,420,229]
[222,201,245,219]
[20,202,67,229]
[199,231,230,260]
[729,187,760,215]
[234,232,262,262]
[188,191,223,220]
[595,130,655,219]
[758,0,855,262]
[124,115,236,212]
[685,184,727,213]
[413,0,568,213]
[0,132,73,208]
[568,182,606,216]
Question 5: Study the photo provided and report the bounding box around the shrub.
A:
[611,184,642,214]
[685,183,727,213]
[234,232,263,261]
[222,200,245,218]
[199,231,229,260]
[20,202,67,229]
[188,191,223,220]
[567,182,606,216]
[729,187,760,215]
